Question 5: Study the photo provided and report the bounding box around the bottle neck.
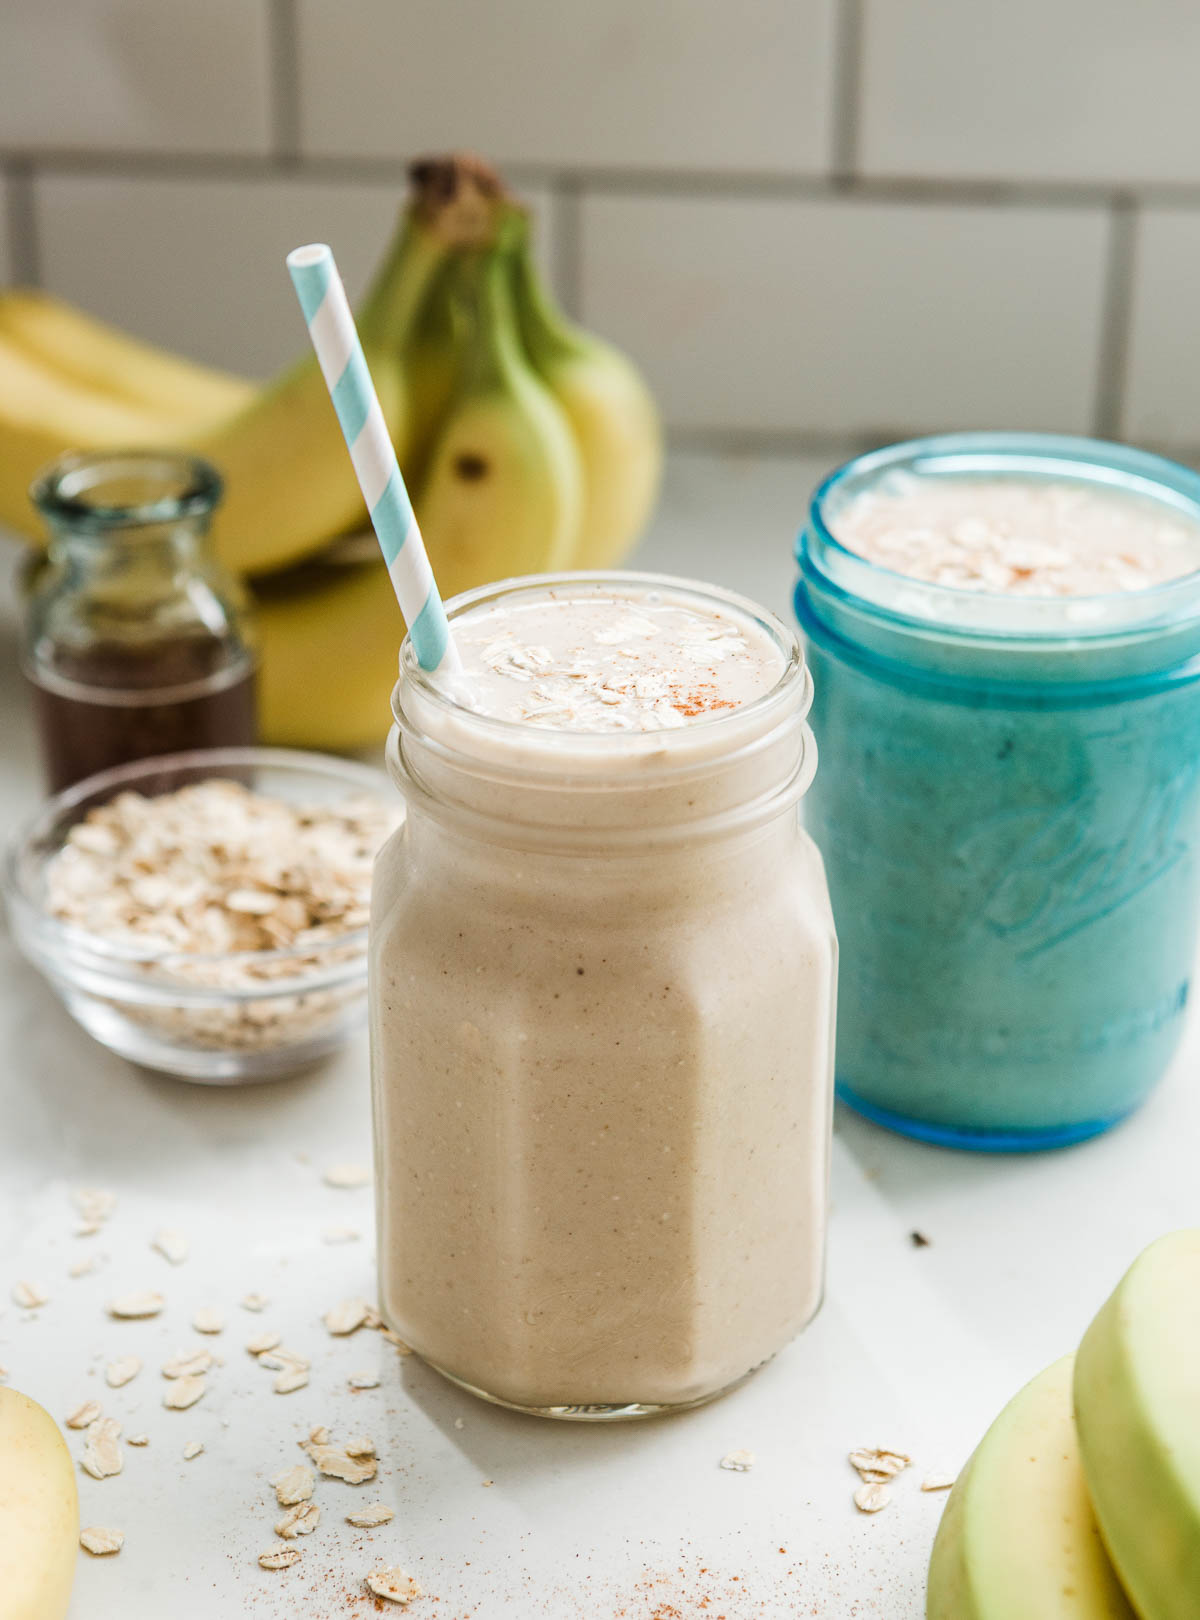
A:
[47,516,214,606]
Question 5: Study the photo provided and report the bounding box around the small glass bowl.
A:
[2,747,397,1084]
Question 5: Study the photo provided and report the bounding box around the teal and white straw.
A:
[286,242,458,673]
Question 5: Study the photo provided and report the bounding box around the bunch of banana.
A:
[0,154,663,750]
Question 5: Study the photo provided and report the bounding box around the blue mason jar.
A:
[796,433,1200,1151]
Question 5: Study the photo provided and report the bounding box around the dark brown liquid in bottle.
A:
[28,638,258,793]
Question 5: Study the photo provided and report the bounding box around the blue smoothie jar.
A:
[796,433,1200,1150]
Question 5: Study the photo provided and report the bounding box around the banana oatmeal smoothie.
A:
[370,574,837,1417]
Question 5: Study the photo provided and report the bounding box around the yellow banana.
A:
[251,543,401,750]
[206,158,510,580]
[1073,1230,1200,1620]
[199,342,408,578]
[413,233,583,600]
[0,287,255,431]
[0,335,173,539]
[927,1356,1135,1620]
[508,208,661,569]
[0,1386,79,1620]
[394,257,469,489]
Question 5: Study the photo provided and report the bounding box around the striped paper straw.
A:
[286,242,459,673]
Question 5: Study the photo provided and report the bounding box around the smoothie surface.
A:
[447,585,786,732]
[830,474,1200,597]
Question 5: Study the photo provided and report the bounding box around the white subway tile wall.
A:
[34,175,558,379]
[581,195,1109,437]
[1124,211,1200,447]
[295,0,837,174]
[0,0,273,156]
[1,2,1200,452]
[859,0,1200,186]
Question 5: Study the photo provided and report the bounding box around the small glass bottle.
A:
[24,450,257,792]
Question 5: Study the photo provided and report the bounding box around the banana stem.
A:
[459,237,532,396]
[356,219,449,350]
[508,214,587,367]
[359,157,511,350]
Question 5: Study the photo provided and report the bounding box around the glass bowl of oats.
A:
[3,747,401,1082]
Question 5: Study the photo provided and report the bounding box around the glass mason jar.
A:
[24,450,257,792]
[370,574,838,1420]
[796,433,1200,1151]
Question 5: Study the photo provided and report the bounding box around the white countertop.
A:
[3,450,1199,1618]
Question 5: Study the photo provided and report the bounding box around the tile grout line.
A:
[0,145,1183,210]
[830,0,863,184]
[1092,196,1138,441]
[266,0,302,166]
[663,423,1200,465]
[552,175,584,319]
[3,158,41,284]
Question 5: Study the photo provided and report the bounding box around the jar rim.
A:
[389,572,816,848]
[31,449,223,533]
[801,432,1200,643]
[395,570,807,766]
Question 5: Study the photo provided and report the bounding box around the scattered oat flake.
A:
[366,1567,422,1605]
[276,1501,320,1539]
[73,1188,117,1226]
[271,1464,315,1507]
[308,1425,330,1446]
[719,1449,755,1472]
[191,1307,224,1334]
[105,1357,141,1389]
[854,1481,892,1513]
[321,1225,360,1244]
[247,1330,282,1356]
[75,1222,102,1238]
[152,1228,189,1265]
[324,1297,372,1336]
[68,1255,97,1279]
[127,1434,149,1447]
[163,1374,206,1410]
[258,1348,310,1379]
[348,1371,380,1390]
[259,1545,302,1570]
[66,1399,103,1430]
[163,1349,213,1379]
[80,1526,123,1556]
[323,1162,370,1189]
[849,1448,911,1480]
[346,1503,394,1528]
[183,1440,204,1460]
[258,1346,311,1369]
[109,1290,164,1319]
[82,1417,123,1479]
[274,1365,310,1395]
[301,1441,376,1484]
[241,1292,268,1312]
[922,1471,957,1492]
[12,1280,49,1309]
[344,1436,375,1458]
